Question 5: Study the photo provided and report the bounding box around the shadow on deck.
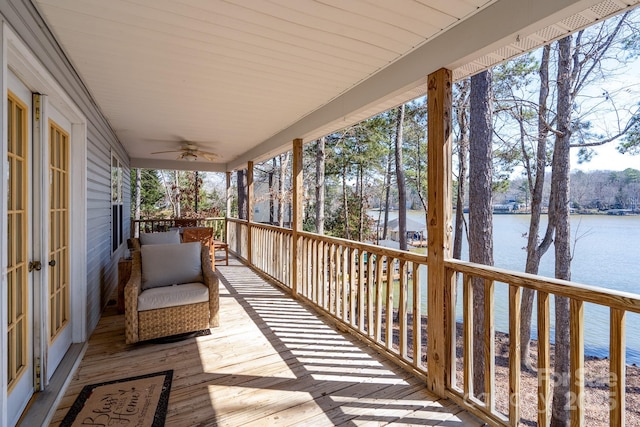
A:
[50,257,482,426]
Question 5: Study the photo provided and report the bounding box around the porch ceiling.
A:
[34,0,638,172]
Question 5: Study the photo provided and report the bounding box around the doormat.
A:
[60,370,173,427]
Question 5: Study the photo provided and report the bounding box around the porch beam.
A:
[292,139,303,297]
[247,161,254,265]
[426,67,453,397]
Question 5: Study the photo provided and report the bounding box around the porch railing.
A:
[226,220,640,426]
[131,217,226,240]
[444,259,639,426]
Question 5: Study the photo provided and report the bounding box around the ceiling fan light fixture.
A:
[183,152,197,161]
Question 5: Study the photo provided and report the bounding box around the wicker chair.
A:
[124,242,219,344]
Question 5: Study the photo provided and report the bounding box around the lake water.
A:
[381,212,640,364]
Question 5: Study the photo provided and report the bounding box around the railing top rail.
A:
[134,217,226,222]
[446,258,640,314]
[227,218,248,224]
[250,222,294,234]
[298,230,428,264]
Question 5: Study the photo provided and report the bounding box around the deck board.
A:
[50,259,482,426]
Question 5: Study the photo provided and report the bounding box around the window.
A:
[111,153,123,252]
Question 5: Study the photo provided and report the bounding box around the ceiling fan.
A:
[150,142,219,162]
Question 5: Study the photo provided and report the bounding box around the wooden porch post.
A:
[292,138,303,297]
[426,68,453,396]
[226,171,231,240]
[226,171,232,218]
[247,162,254,265]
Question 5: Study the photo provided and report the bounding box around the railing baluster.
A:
[367,251,375,336]
[337,244,342,314]
[484,279,495,411]
[341,246,351,322]
[463,273,473,400]
[375,255,384,343]
[321,241,327,309]
[349,247,357,327]
[570,299,584,426]
[538,291,551,426]
[358,249,365,331]
[399,260,408,359]
[385,256,394,349]
[329,243,336,314]
[610,308,626,427]
[508,285,521,426]
[412,262,421,367]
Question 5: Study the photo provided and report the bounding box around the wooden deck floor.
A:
[50,259,482,426]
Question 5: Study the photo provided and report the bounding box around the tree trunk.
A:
[342,162,351,240]
[315,137,326,234]
[358,163,365,241]
[237,169,247,220]
[520,44,554,370]
[194,171,199,214]
[550,35,573,427]
[174,171,181,218]
[453,79,470,260]
[469,69,494,399]
[278,153,290,227]
[269,158,275,224]
[134,168,141,221]
[382,151,392,240]
[395,105,407,251]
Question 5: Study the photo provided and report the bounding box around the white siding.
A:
[1,0,130,333]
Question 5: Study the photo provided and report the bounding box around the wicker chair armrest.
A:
[201,245,220,327]
[124,250,142,344]
[127,237,141,251]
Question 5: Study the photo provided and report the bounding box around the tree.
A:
[237,169,247,220]
[549,35,573,427]
[278,152,291,227]
[324,119,386,240]
[134,169,141,222]
[453,79,470,260]
[518,45,555,370]
[130,169,163,217]
[468,69,494,399]
[316,136,326,234]
[394,105,408,251]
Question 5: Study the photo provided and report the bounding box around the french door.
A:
[46,117,72,378]
[7,79,34,427]
[6,73,72,425]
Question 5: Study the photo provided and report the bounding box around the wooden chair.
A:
[213,240,229,265]
[174,218,198,228]
[182,227,214,266]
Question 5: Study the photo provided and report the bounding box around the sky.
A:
[570,53,640,172]
[574,143,638,171]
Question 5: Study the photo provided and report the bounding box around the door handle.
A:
[49,259,57,267]
[28,261,42,272]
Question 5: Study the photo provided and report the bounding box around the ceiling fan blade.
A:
[196,151,220,161]
[151,149,183,154]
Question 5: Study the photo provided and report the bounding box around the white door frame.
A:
[1,23,88,427]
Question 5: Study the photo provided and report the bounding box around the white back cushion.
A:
[139,231,180,245]
[141,242,203,290]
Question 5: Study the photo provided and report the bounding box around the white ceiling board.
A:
[33,0,639,172]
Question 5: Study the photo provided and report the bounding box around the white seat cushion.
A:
[137,282,209,312]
